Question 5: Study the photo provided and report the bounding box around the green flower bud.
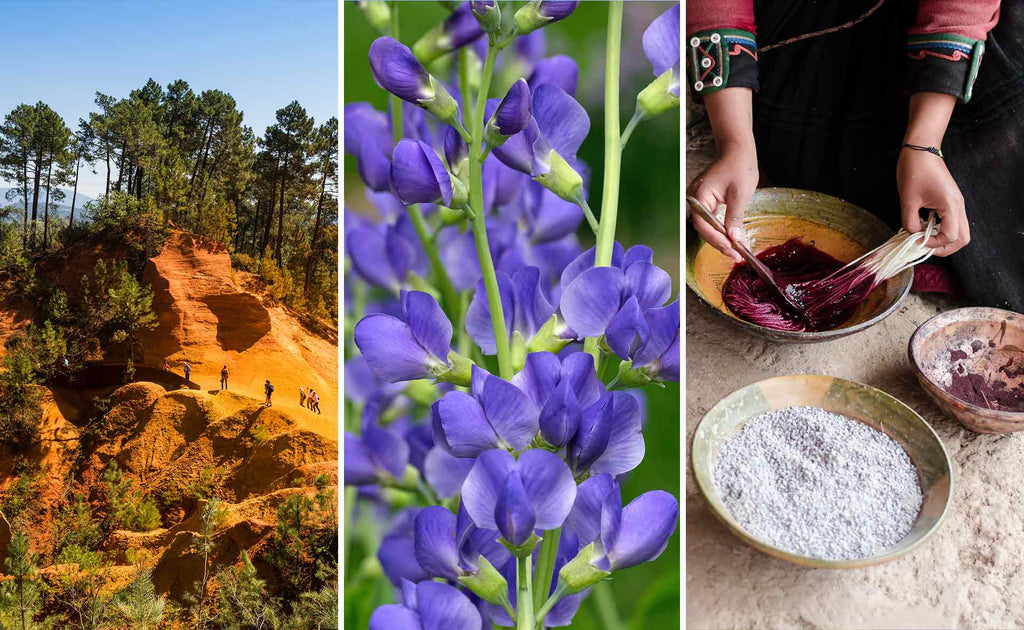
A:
[459,555,512,607]
[527,315,572,355]
[636,68,680,119]
[533,150,585,205]
[471,1,502,35]
[450,175,470,210]
[558,542,610,595]
[435,349,473,386]
[511,331,528,372]
[357,1,391,34]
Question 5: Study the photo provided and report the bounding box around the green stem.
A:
[516,554,535,630]
[578,197,600,235]
[584,0,625,364]
[468,40,514,380]
[621,110,644,148]
[534,582,567,625]
[592,581,623,630]
[532,528,561,623]
[388,3,458,317]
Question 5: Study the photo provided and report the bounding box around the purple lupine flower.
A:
[355,290,453,383]
[344,422,409,486]
[566,390,645,478]
[431,366,539,457]
[464,266,555,355]
[528,55,579,96]
[514,0,581,36]
[370,37,434,103]
[483,79,532,145]
[567,474,679,571]
[414,504,511,581]
[378,508,430,586]
[390,138,454,207]
[619,298,680,382]
[346,223,421,290]
[559,244,672,339]
[462,449,576,546]
[344,103,393,191]
[369,580,485,630]
[444,125,470,173]
[511,351,604,447]
[492,84,589,203]
[413,2,485,63]
[642,4,681,97]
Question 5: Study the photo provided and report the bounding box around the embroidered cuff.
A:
[906,34,985,103]
[687,29,758,97]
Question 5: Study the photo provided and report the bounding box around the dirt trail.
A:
[141,231,337,438]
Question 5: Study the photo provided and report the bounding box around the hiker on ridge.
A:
[163,358,170,371]
[220,365,229,390]
[183,361,192,383]
[265,380,274,407]
[311,390,321,414]
[299,386,307,407]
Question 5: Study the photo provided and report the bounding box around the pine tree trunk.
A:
[43,155,52,248]
[304,167,329,291]
[275,157,288,267]
[105,147,111,196]
[30,149,42,249]
[115,141,127,191]
[70,153,81,228]
[21,153,29,248]
[261,178,277,255]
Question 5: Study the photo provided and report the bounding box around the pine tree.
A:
[114,552,165,630]
[0,531,47,630]
[0,104,36,248]
[105,264,158,382]
[215,551,281,630]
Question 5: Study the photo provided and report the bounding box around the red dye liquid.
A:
[722,240,875,332]
[946,349,1024,412]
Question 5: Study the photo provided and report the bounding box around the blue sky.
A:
[0,0,337,199]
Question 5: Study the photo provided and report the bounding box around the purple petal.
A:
[605,296,650,361]
[369,37,432,103]
[511,351,562,409]
[378,534,429,586]
[405,423,434,473]
[528,55,579,96]
[480,374,539,450]
[364,423,410,480]
[568,394,613,473]
[401,290,453,364]
[605,491,679,571]
[493,79,532,135]
[344,433,380,486]
[444,125,468,168]
[492,117,543,175]
[624,262,672,311]
[538,378,581,447]
[566,473,616,546]
[511,266,554,340]
[416,581,485,630]
[369,605,421,630]
[354,314,434,382]
[424,448,475,499]
[633,299,680,368]
[527,187,583,243]
[482,155,528,210]
[496,473,537,545]
[347,227,398,288]
[438,228,482,291]
[559,351,604,409]
[391,139,454,206]
[531,84,588,161]
[623,244,654,268]
[559,267,626,338]
[443,3,485,49]
[462,449,516,530]
[356,140,394,191]
[415,506,460,581]
[538,0,579,21]
[516,30,547,65]
[385,227,419,282]
[518,449,576,530]
[642,4,681,77]
[464,274,514,355]
[590,391,645,477]
[434,392,499,457]
[659,333,680,382]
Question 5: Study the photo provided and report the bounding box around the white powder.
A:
[713,406,923,560]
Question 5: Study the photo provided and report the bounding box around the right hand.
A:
[688,139,759,262]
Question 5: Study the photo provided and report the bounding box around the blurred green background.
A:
[343,2,680,628]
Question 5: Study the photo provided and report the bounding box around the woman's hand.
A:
[898,92,969,257]
[897,147,969,256]
[688,88,758,262]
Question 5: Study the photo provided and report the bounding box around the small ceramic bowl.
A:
[691,374,953,568]
[685,188,913,343]
[909,307,1024,433]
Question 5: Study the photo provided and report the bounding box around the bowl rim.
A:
[684,187,914,342]
[691,373,954,569]
[908,306,1024,420]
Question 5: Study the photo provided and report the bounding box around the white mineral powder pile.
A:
[713,406,923,560]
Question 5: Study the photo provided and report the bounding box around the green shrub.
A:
[102,461,162,532]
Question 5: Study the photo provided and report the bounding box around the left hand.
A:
[896,148,970,257]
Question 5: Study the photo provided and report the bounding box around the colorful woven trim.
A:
[688,29,757,95]
[907,33,985,102]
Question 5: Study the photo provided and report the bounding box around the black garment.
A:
[751,0,1024,312]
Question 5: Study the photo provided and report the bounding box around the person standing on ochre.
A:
[220,365,229,390]
[687,0,1022,312]
[264,379,274,407]
[183,361,192,383]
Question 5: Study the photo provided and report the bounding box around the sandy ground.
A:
[685,100,1024,629]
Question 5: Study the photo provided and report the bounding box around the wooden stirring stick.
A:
[686,195,811,322]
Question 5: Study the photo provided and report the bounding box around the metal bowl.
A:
[691,374,952,568]
[685,188,913,343]
[909,307,1024,433]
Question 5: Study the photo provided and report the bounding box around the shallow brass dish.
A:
[691,374,952,568]
[685,188,912,343]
